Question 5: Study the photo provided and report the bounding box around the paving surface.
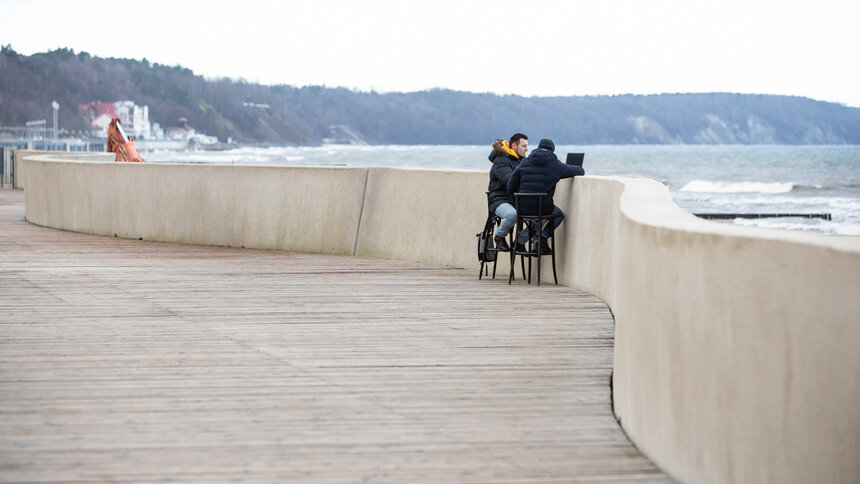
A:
[0,189,672,482]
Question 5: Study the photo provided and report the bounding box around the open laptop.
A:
[565,153,585,167]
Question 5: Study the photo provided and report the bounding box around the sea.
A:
[145,144,860,237]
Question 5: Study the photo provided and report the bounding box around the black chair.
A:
[508,192,558,285]
[479,192,518,280]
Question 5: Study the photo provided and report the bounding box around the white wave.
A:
[733,218,860,236]
[828,197,860,211]
[689,194,860,211]
[680,180,795,194]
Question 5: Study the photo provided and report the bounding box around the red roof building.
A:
[78,101,117,133]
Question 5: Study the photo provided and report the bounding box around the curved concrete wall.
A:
[21,152,860,484]
[562,176,860,484]
[355,167,490,267]
[24,155,367,255]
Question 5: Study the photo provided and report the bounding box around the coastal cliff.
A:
[2,46,859,145]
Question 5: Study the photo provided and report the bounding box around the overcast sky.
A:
[3,0,859,107]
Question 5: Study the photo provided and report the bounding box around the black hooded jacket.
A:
[487,149,521,213]
[507,148,585,214]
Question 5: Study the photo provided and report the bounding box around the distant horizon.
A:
[5,46,859,146]
[6,45,857,109]
[3,0,858,107]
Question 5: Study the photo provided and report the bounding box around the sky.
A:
[3,0,859,107]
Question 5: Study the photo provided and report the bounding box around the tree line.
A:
[2,46,859,145]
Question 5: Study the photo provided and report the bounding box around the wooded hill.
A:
[2,46,859,145]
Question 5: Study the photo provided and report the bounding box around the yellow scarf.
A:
[501,140,518,158]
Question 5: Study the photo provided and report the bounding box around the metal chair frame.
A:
[508,192,558,285]
[479,192,517,280]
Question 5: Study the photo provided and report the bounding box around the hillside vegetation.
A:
[2,46,859,145]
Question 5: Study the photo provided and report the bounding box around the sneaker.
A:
[539,237,552,255]
[493,235,510,251]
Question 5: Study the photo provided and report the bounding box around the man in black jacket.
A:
[507,138,584,253]
[487,133,528,251]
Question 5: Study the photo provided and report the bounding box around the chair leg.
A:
[550,236,558,284]
[490,220,499,279]
[520,223,530,281]
[527,246,532,284]
[520,254,526,281]
[536,217,548,286]
[491,251,498,279]
[510,222,523,284]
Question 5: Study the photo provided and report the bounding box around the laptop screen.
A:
[566,153,584,166]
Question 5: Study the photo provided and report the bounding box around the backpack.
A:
[476,216,497,262]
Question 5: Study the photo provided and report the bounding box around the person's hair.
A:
[509,133,528,146]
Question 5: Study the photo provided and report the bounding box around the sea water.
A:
[145,144,860,236]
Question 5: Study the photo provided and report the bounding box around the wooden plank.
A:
[0,189,673,483]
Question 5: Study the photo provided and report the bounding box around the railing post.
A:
[0,147,13,189]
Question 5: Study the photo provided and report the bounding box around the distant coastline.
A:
[3,47,860,146]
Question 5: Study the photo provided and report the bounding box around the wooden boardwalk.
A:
[0,189,672,483]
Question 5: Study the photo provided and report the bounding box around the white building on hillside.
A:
[114,101,151,139]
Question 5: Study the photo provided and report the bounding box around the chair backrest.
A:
[514,192,548,219]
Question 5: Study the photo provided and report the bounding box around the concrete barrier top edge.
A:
[607,174,860,252]
[21,155,371,173]
[23,153,115,163]
[22,154,860,253]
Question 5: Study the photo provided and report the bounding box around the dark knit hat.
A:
[537,138,555,153]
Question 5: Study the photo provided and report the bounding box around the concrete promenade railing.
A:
[20,152,860,484]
